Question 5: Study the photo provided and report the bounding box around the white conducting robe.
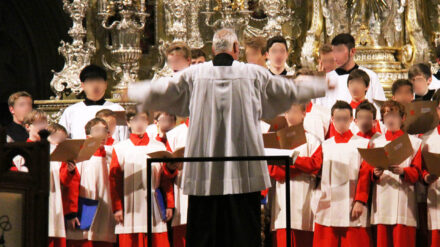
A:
[128,61,326,196]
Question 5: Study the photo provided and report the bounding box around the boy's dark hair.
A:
[95,109,116,119]
[408,63,432,80]
[85,118,108,135]
[48,123,67,135]
[331,100,353,117]
[80,64,107,83]
[191,48,206,59]
[154,111,177,122]
[347,69,370,88]
[380,100,406,120]
[267,36,288,51]
[391,79,413,95]
[355,101,377,120]
[331,33,355,50]
[125,106,149,121]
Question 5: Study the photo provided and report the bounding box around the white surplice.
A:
[128,60,326,196]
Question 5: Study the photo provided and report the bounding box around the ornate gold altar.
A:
[35,0,440,122]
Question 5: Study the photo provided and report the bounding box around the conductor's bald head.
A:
[212,28,240,60]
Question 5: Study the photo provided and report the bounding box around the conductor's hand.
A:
[114,210,124,225]
[351,201,364,220]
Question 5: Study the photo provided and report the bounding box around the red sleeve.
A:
[268,165,285,181]
[355,161,373,204]
[402,146,422,184]
[109,149,124,212]
[60,162,80,216]
[160,164,176,209]
[293,145,323,174]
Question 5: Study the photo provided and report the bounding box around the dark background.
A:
[0,0,70,126]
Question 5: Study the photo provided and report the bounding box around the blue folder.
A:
[155,188,167,221]
[77,197,99,230]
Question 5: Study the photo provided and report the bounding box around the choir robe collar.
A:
[269,68,288,76]
[350,99,366,109]
[385,129,404,141]
[213,53,234,66]
[437,124,440,135]
[334,130,354,143]
[357,130,375,139]
[105,137,115,146]
[84,97,106,106]
[129,133,150,146]
[335,64,359,76]
[306,102,313,113]
[93,146,106,157]
[414,89,435,101]
[434,70,440,80]
[26,139,34,143]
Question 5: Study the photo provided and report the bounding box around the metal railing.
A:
[147,155,294,247]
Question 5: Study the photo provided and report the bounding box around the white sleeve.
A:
[128,70,192,117]
[371,73,386,101]
[258,69,326,119]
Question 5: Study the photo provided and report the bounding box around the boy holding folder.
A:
[266,103,321,247]
[298,101,373,247]
[420,92,440,246]
[47,124,69,247]
[109,107,175,247]
[60,118,116,247]
[369,100,422,247]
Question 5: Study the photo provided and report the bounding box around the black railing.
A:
[147,155,294,247]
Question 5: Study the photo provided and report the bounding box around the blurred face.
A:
[127,113,149,135]
[48,131,67,145]
[81,79,107,101]
[191,56,206,65]
[89,122,109,145]
[9,96,32,124]
[331,109,353,134]
[410,75,431,96]
[26,119,48,141]
[354,110,375,134]
[102,116,116,136]
[267,43,288,69]
[382,110,404,132]
[319,52,336,73]
[155,113,176,134]
[167,52,191,72]
[245,46,267,67]
[348,79,367,102]
[284,104,306,126]
[332,44,355,69]
[392,85,414,104]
